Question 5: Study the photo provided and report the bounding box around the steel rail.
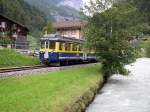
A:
[0,65,47,73]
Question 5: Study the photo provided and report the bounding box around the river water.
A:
[86,58,150,112]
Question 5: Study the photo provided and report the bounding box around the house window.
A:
[1,22,6,28]
[12,32,18,38]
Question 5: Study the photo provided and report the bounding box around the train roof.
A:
[40,35,85,43]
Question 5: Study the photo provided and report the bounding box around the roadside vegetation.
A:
[136,36,150,57]
[145,38,150,57]
[0,64,103,112]
[83,0,150,79]
[0,49,41,68]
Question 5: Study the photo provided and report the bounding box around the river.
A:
[86,58,150,112]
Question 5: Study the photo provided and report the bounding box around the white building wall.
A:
[57,29,82,39]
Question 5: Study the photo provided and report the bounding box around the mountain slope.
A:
[0,0,48,34]
[24,0,83,21]
[59,0,83,10]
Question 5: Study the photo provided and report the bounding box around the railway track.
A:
[0,65,47,73]
[0,63,98,78]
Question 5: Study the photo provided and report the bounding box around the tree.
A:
[43,22,55,35]
[132,0,150,25]
[84,0,141,80]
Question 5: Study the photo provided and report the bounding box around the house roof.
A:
[53,20,87,30]
[0,14,29,32]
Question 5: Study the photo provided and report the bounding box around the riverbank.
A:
[0,64,103,112]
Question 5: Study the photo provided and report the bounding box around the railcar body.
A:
[39,35,96,65]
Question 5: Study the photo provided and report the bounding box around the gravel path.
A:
[86,58,150,112]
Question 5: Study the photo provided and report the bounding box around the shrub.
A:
[0,37,13,45]
[146,42,150,58]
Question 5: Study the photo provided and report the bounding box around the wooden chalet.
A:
[0,14,29,49]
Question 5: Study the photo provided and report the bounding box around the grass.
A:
[138,36,150,49]
[136,36,150,57]
[0,49,41,68]
[0,64,103,112]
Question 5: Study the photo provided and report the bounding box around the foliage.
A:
[0,49,41,68]
[0,0,47,37]
[145,37,150,57]
[24,0,82,20]
[146,43,150,58]
[43,22,55,35]
[84,0,142,78]
[0,36,13,44]
[27,35,39,49]
[133,0,150,26]
[0,65,103,112]
[125,0,150,34]
[135,36,150,57]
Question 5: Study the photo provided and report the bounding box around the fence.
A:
[0,42,35,50]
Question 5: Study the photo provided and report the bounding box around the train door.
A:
[83,53,87,61]
[44,41,49,59]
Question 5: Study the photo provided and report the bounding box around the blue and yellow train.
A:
[39,35,96,65]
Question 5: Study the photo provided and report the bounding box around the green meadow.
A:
[0,49,41,68]
[0,65,103,112]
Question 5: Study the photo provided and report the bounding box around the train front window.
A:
[49,41,55,49]
[41,41,45,49]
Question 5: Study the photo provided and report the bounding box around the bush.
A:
[146,42,150,58]
[0,37,13,44]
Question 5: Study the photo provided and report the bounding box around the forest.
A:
[0,0,48,37]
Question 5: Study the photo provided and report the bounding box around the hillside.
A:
[24,0,83,21]
[0,0,49,36]
[59,0,83,10]
[0,49,41,68]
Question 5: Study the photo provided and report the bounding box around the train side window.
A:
[49,41,55,49]
[59,43,62,50]
[72,44,78,51]
[59,42,65,51]
[41,41,45,49]
[79,44,82,51]
[65,43,71,51]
